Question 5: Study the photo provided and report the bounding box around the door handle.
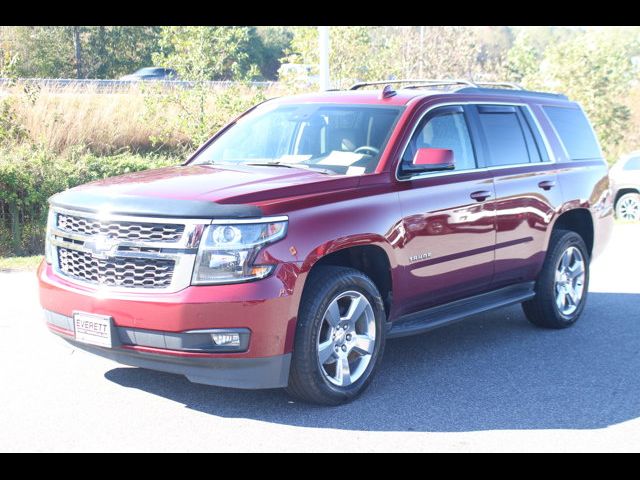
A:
[538,180,556,191]
[470,190,492,202]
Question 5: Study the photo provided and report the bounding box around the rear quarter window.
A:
[543,106,601,160]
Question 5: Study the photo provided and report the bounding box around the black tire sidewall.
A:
[293,267,387,403]
[542,231,590,326]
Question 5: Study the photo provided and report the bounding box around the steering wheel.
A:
[354,146,380,156]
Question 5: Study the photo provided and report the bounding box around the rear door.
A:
[395,105,496,315]
[471,104,563,287]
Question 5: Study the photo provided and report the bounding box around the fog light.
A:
[211,332,241,347]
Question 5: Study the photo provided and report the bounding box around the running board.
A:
[388,282,536,339]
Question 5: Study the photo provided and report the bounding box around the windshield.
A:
[191,103,402,176]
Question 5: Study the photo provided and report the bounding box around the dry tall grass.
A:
[6,84,163,154]
[2,82,285,155]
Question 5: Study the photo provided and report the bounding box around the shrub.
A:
[0,145,178,256]
[142,82,269,150]
[0,96,27,146]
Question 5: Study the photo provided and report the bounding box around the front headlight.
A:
[44,208,55,264]
[191,219,288,285]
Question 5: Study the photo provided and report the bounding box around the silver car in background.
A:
[119,67,178,82]
[610,151,640,221]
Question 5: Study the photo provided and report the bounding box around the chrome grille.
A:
[48,207,207,293]
[57,213,185,242]
[58,247,175,289]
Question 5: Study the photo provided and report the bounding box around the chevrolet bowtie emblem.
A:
[85,236,118,259]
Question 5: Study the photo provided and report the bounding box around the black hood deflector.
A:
[49,190,263,219]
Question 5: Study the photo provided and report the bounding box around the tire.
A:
[615,192,640,222]
[286,266,387,405]
[522,229,589,329]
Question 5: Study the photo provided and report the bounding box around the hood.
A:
[51,164,360,218]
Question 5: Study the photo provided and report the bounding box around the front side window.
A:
[400,108,476,174]
[192,103,402,176]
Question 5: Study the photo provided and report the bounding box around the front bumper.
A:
[46,310,291,388]
[39,260,304,389]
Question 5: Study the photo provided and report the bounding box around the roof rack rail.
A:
[455,86,568,100]
[402,79,478,90]
[349,79,477,90]
[474,81,523,90]
[401,80,480,90]
[347,79,567,100]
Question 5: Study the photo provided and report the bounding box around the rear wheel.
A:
[615,192,640,221]
[286,266,386,405]
[522,229,589,329]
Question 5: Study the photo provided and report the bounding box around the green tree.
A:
[475,26,514,71]
[0,26,19,78]
[145,27,266,149]
[283,26,390,88]
[255,26,293,80]
[394,26,483,79]
[2,26,162,79]
[505,31,541,82]
[9,26,76,78]
[283,26,508,87]
[506,27,576,82]
[84,26,161,78]
[537,29,640,160]
[152,26,262,81]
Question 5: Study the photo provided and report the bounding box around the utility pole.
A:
[318,26,329,91]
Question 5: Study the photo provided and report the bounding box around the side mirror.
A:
[412,148,455,171]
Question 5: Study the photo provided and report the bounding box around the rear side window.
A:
[477,107,531,166]
[624,156,640,170]
[543,106,601,160]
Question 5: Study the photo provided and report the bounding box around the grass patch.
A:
[0,255,43,272]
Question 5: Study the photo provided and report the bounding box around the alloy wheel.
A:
[554,246,586,317]
[316,291,376,387]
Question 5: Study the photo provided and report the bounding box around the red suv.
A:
[39,80,614,405]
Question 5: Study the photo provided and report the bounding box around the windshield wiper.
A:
[245,161,332,174]
[245,161,296,168]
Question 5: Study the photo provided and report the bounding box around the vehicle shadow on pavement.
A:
[104,291,640,432]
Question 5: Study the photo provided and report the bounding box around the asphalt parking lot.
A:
[2,223,640,452]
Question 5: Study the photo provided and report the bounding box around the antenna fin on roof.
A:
[379,84,397,99]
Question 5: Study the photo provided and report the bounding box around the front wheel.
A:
[286,266,387,405]
[522,229,589,329]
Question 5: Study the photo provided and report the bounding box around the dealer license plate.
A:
[73,312,113,348]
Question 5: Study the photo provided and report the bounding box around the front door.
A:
[395,105,496,316]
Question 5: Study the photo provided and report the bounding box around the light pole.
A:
[319,26,330,91]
